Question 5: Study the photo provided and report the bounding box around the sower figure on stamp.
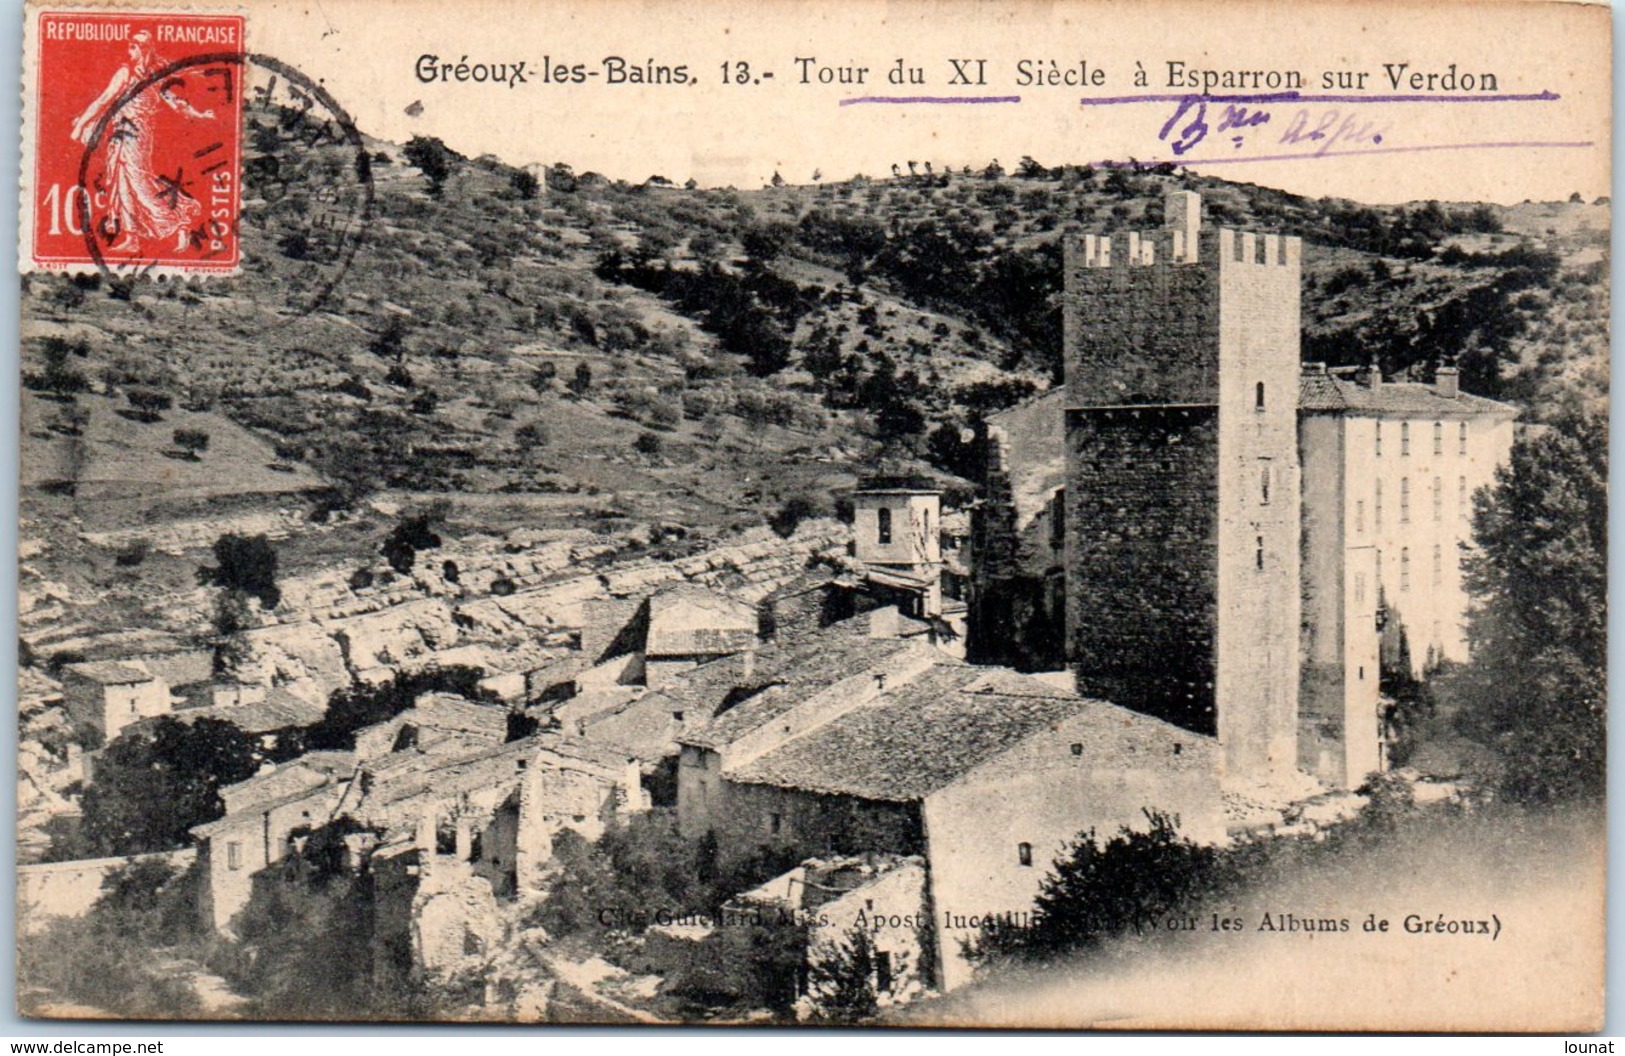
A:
[69,29,216,254]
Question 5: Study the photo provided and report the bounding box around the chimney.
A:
[740,645,756,682]
[1355,359,1382,389]
[1165,190,1201,260]
[1435,365,1460,399]
[1302,362,1328,376]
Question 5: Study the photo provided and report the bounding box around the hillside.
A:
[16,119,1609,671]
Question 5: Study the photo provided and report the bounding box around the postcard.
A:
[12,0,1609,1030]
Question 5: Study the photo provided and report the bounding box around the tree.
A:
[569,362,594,397]
[769,496,822,538]
[967,811,1219,962]
[125,388,173,422]
[36,336,88,398]
[172,428,210,460]
[742,221,795,266]
[804,927,880,1023]
[514,421,550,451]
[635,431,664,457]
[198,533,281,609]
[529,361,558,394]
[305,666,494,750]
[1443,411,1607,801]
[381,510,444,574]
[1016,155,1049,179]
[510,167,540,200]
[78,717,260,855]
[402,135,457,197]
[372,315,410,362]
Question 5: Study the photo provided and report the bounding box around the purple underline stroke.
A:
[1079,90,1560,106]
[1093,139,1594,168]
[840,94,1022,106]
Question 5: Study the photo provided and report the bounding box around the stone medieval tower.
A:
[1062,191,1301,783]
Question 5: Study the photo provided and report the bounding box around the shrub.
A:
[965,810,1220,963]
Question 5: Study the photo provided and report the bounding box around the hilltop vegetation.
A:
[20,124,1608,549]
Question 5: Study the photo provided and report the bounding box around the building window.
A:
[1459,421,1469,456]
[1433,544,1443,585]
[1401,421,1411,456]
[769,813,782,836]
[1017,842,1033,867]
[875,950,893,994]
[1259,465,1271,505]
[1459,476,1469,520]
[1070,743,1083,756]
[1433,420,1443,456]
[1358,665,1365,681]
[1432,477,1443,521]
[1255,536,1265,571]
[1355,500,1365,535]
[1375,479,1383,529]
[1050,496,1065,552]
[877,507,892,545]
[1400,547,1411,592]
[227,841,242,871]
[1255,381,1266,411]
[1400,477,1410,523]
[1375,422,1382,458]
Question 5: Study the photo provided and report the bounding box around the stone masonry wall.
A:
[1066,407,1220,733]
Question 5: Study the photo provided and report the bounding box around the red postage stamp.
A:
[27,10,246,273]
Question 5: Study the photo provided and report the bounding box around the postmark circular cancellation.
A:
[28,9,374,316]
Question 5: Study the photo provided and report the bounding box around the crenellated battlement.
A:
[1068,224,1300,271]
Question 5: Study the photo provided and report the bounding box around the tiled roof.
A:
[678,628,920,750]
[211,751,356,819]
[728,664,1200,802]
[62,660,153,685]
[644,584,758,657]
[193,782,342,837]
[356,732,631,814]
[1299,375,1517,418]
[177,688,326,734]
[396,694,511,739]
[140,649,216,688]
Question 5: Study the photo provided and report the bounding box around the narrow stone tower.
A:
[1062,191,1302,783]
[853,475,943,618]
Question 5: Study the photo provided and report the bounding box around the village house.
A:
[651,853,929,1013]
[738,854,929,1016]
[165,684,326,756]
[759,476,967,656]
[58,647,217,745]
[60,661,171,744]
[192,750,358,934]
[674,625,1223,991]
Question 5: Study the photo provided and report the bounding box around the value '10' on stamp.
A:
[29,10,246,274]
